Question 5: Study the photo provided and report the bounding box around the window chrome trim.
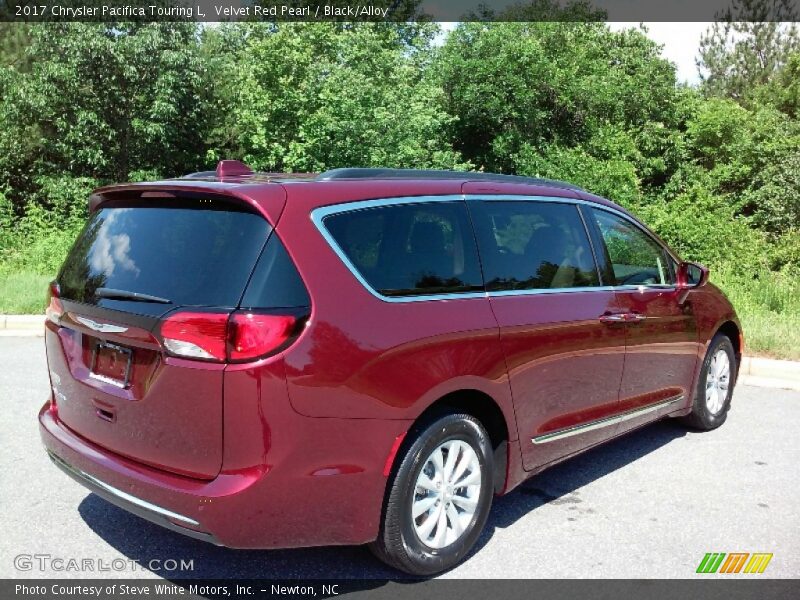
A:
[311,195,487,303]
[531,395,684,445]
[487,286,616,297]
[310,194,681,303]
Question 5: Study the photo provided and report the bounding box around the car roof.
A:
[179,167,584,191]
[90,165,633,223]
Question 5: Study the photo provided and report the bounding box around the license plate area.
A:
[90,341,132,388]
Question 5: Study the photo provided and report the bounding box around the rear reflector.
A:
[160,311,298,363]
[46,281,63,324]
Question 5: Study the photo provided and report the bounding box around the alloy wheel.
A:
[705,349,731,415]
[411,440,482,549]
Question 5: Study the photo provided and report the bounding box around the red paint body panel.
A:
[45,316,225,479]
[89,180,288,226]
[611,287,701,436]
[39,172,742,549]
[274,182,518,429]
[488,290,627,469]
[40,354,410,548]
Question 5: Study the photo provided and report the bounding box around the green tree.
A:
[0,24,32,71]
[755,51,800,117]
[0,22,211,196]
[698,0,800,103]
[213,23,465,171]
[435,21,682,201]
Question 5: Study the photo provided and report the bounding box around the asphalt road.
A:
[2,336,798,580]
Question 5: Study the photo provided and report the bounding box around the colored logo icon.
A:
[697,552,773,574]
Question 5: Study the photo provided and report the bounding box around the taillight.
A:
[160,311,299,363]
[45,281,63,324]
[228,313,296,361]
[161,312,228,361]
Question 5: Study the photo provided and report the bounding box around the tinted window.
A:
[241,234,310,308]
[470,201,599,291]
[591,209,674,286]
[323,202,483,297]
[59,203,270,307]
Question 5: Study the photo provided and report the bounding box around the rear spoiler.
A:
[88,182,287,227]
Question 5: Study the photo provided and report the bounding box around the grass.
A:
[0,266,797,361]
[0,271,51,314]
[715,269,800,361]
[736,312,800,361]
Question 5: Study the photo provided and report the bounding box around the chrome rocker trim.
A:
[531,395,684,445]
[47,451,220,545]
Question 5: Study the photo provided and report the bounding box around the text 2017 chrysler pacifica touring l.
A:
[39,163,742,575]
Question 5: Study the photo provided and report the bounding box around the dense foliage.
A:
[0,19,798,357]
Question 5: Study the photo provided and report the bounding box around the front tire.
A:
[370,412,494,575]
[683,333,737,431]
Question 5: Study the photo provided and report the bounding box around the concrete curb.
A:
[1,314,45,330]
[0,314,46,337]
[1,314,799,390]
[739,356,800,391]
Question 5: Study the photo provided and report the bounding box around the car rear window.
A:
[58,201,271,308]
[469,200,600,291]
[322,202,483,297]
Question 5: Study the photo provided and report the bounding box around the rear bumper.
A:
[46,449,220,545]
[39,402,410,549]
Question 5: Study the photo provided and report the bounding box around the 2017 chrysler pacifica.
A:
[40,163,742,575]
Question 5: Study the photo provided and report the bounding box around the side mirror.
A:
[677,261,709,289]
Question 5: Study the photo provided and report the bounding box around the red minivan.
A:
[40,163,742,575]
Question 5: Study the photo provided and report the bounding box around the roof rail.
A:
[316,168,584,191]
[182,170,218,179]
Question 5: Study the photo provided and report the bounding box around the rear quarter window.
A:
[240,234,310,309]
[321,202,483,297]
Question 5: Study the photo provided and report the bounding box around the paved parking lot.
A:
[1,336,798,579]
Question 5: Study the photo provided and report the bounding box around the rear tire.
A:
[683,333,737,431]
[370,412,494,576]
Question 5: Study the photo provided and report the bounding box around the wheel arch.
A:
[716,320,743,380]
[388,389,512,495]
[717,320,742,356]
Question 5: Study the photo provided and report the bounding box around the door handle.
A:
[599,312,647,324]
[599,313,627,324]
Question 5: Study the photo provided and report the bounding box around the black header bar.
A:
[2,0,800,23]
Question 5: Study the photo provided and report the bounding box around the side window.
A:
[240,233,310,308]
[322,202,483,297]
[590,209,674,286]
[469,200,600,291]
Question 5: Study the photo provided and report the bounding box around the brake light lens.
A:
[45,281,63,324]
[160,311,298,362]
[161,312,228,361]
[228,313,296,361]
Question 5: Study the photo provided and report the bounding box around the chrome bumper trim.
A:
[531,395,684,445]
[47,451,219,544]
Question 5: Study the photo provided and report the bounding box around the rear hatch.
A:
[46,195,272,479]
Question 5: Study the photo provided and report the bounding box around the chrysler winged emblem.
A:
[75,316,129,334]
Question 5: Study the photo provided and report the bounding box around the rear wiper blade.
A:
[95,287,172,304]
